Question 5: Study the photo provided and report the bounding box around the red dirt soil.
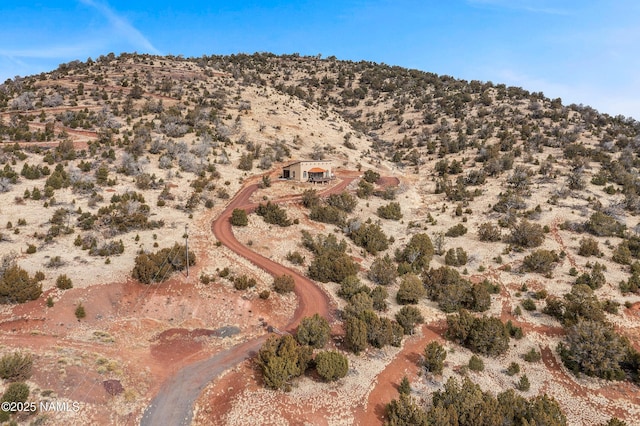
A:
[354,324,443,426]
[141,172,357,425]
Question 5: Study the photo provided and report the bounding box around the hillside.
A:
[0,52,639,425]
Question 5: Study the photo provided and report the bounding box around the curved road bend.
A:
[141,176,355,426]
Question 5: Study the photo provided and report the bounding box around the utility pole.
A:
[184,224,189,278]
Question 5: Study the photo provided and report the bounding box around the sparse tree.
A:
[396,274,426,304]
[368,254,398,285]
[230,208,248,226]
[296,314,330,348]
[315,351,348,381]
[423,341,446,375]
[395,305,424,335]
[257,334,311,391]
[273,274,295,294]
[345,316,368,354]
[0,352,33,381]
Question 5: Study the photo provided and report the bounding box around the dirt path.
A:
[355,324,443,425]
[141,174,355,426]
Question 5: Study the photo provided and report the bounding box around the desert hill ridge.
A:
[0,52,638,425]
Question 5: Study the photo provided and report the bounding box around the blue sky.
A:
[1,0,639,119]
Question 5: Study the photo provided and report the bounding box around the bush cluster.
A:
[257,334,311,391]
[396,274,426,304]
[444,247,468,266]
[304,232,358,283]
[377,202,402,220]
[256,201,292,227]
[315,351,348,381]
[132,243,195,284]
[446,309,510,356]
[508,220,545,248]
[56,274,73,290]
[521,249,559,274]
[367,254,398,285]
[0,352,33,382]
[575,262,606,289]
[558,319,637,381]
[326,191,357,213]
[230,208,248,226]
[234,274,257,290]
[309,204,345,225]
[0,264,43,304]
[585,212,626,237]
[395,233,434,272]
[445,223,468,237]
[348,221,389,255]
[424,266,492,313]
[273,274,295,293]
[387,376,567,426]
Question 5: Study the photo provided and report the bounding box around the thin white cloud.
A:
[79,0,161,54]
[467,0,571,15]
[0,43,100,59]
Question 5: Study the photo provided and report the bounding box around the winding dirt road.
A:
[141,175,355,426]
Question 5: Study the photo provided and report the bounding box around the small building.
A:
[282,160,333,183]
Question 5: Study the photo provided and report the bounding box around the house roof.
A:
[308,167,326,173]
[283,160,331,168]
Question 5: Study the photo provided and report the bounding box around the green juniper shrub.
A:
[508,220,545,248]
[478,222,502,242]
[468,355,485,372]
[75,303,86,319]
[371,286,389,312]
[0,351,33,381]
[255,201,292,227]
[445,223,468,237]
[273,274,295,294]
[56,274,73,290]
[516,374,530,391]
[521,249,559,274]
[285,251,305,265]
[234,274,257,290]
[377,202,403,220]
[368,254,398,286]
[395,305,424,335]
[578,237,601,257]
[259,290,270,299]
[398,376,411,395]
[395,233,434,272]
[396,274,426,304]
[523,348,542,363]
[423,341,446,375]
[506,362,520,376]
[314,350,348,381]
[230,208,248,226]
[446,309,510,356]
[296,314,330,348]
[521,298,536,311]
